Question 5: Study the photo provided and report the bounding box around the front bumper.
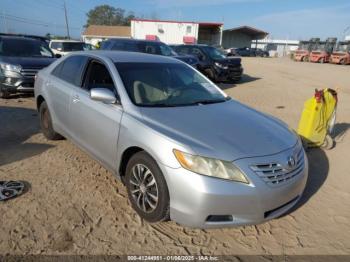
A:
[0,76,35,94]
[330,56,348,64]
[294,54,307,61]
[215,66,243,81]
[159,147,308,228]
[309,56,321,62]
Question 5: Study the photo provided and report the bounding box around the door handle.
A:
[72,94,80,103]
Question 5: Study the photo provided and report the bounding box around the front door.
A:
[69,59,123,172]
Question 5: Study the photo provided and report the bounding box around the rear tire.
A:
[125,151,170,223]
[0,89,10,99]
[39,101,63,140]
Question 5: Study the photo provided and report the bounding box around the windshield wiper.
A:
[190,97,230,105]
[140,103,179,107]
[140,97,230,107]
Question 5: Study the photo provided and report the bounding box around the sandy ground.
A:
[0,57,349,256]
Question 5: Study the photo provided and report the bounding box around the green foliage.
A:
[85,5,135,27]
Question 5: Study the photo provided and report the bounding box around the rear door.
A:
[68,59,123,171]
[48,55,88,136]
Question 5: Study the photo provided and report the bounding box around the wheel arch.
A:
[118,146,145,182]
[36,95,45,111]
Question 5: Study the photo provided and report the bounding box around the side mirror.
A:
[90,88,116,104]
[55,54,62,58]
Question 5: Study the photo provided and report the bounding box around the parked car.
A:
[35,51,308,228]
[49,40,90,56]
[225,47,238,57]
[172,44,243,82]
[255,48,269,57]
[233,47,269,57]
[0,34,56,98]
[100,38,199,68]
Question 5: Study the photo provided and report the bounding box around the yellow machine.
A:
[298,88,338,149]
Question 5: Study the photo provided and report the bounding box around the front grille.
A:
[228,64,241,71]
[20,68,39,78]
[250,149,304,186]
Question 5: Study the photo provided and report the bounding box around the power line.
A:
[2,13,81,30]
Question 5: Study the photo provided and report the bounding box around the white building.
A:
[254,38,300,57]
[131,19,223,46]
[345,35,350,41]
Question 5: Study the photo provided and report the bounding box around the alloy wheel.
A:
[129,164,159,213]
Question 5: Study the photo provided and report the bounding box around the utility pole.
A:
[343,26,350,40]
[2,11,8,33]
[63,0,70,39]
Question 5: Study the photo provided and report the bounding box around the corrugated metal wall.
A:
[222,31,253,48]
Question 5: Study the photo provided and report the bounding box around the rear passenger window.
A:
[52,56,88,86]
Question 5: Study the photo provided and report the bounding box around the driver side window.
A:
[82,61,116,94]
[191,48,206,61]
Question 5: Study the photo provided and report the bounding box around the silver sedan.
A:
[34,51,308,228]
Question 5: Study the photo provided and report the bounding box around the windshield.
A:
[315,43,326,51]
[298,43,309,50]
[0,38,53,57]
[203,46,227,59]
[115,62,228,107]
[336,44,349,52]
[62,42,85,51]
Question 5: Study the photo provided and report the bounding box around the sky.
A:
[0,0,349,40]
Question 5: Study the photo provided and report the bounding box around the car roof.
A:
[72,50,182,64]
[50,39,83,43]
[0,35,43,42]
[0,33,47,42]
[176,44,209,47]
[106,38,166,45]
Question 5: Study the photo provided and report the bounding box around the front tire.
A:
[204,68,217,82]
[125,151,170,223]
[0,89,10,99]
[39,101,63,140]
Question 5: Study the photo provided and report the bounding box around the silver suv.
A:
[34,51,308,228]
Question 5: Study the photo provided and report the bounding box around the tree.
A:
[85,5,135,27]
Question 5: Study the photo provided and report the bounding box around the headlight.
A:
[0,63,22,73]
[173,149,249,183]
[214,62,228,69]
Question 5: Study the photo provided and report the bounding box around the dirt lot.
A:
[0,57,349,255]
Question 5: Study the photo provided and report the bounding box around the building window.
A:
[158,24,164,34]
[186,25,192,34]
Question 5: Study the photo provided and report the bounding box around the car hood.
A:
[173,55,199,65]
[214,57,241,66]
[332,52,348,56]
[139,100,297,161]
[0,56,55,69]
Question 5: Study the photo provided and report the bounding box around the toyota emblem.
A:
[287,156,296,169]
